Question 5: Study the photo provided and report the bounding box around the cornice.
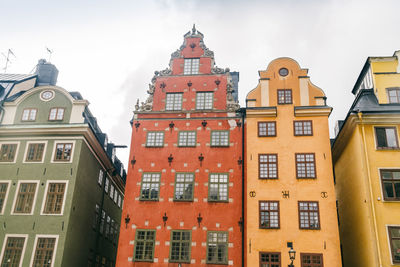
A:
[246,107,277,118]
[294,106,332,117]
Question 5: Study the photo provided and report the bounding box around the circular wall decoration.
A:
[279,67,289,77]
[40,90,55,101]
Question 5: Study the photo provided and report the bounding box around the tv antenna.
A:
[46,47,53,62]
[1,49,16,73]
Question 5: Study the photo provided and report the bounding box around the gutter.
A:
[239,107,245,267]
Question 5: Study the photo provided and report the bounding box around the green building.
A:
[0,59,126,267]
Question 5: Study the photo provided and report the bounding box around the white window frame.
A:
[196,92,213,110]
[0,141,20,164]
[0,180,11,215]
[0,234,28,267]
[50,140,75,163]
[22,141,48,164]
[105,178,109,194]
[165,93,183,111]
[48,108,65,121]
[98,170,104,186]
[110,184,114,200]
[40,180,69,216]
[21,108,37,121]
[29,234,59,267]
[113,189,118,203]
[11,180,40,215]
[184,58,200,75]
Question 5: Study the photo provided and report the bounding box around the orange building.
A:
[245,58,342,266]
[116,26,243,266]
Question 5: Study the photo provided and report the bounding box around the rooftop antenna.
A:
[1,49,16,73]
[46,47,53,62]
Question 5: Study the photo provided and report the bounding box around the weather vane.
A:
[46,47,53,62]
[1,49,16,73]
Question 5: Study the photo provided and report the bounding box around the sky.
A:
[1,0,400,166]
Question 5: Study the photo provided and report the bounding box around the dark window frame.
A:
[0,143,18,162]
[32,237,56,267]
[259,154,278,179]
[380,169,400,201]
[298,201,321,230]
[374,127,399,149]
[259,252,281,267]
[13,182,37,214]
[0,182,9,214]
[387,87,400,104]
[300,253,324,267]
[258,121,277,137]
[277,89,292,104]
[294,121,313,136]
[295,153,316,179]
[54,143,73,162]
[388,226,400,263]
[43,182,66,214]
[25,143,45,162]
[0,236,26,267]
[259,201,280,229]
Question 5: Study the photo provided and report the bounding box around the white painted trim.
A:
[0,180,11,214]
[386,224,400,265]
[11,180,40,215]
[39,90,55,102]
[49,140,76,163]
[0,234,29,267]
[0,141,20,164]
[0,136,83,141]
[378,168,400,203]
[22,141,48,164]
[40,180,69,216]
[28,234,59,267]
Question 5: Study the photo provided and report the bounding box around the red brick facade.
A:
[116,27,243,266]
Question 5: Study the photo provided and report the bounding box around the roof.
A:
[0,74,37,102]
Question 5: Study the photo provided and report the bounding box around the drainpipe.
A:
[240,108,245,267]
[358,112,382,267]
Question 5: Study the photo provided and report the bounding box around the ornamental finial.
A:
[192,24,196,34]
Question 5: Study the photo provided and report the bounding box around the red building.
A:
[116,26,243,266]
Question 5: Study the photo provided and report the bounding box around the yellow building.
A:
[245,58,342,267]
[333,51,400,267]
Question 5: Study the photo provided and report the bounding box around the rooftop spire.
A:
[192,24,196,35]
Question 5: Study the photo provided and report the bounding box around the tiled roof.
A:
[0,73,36,82]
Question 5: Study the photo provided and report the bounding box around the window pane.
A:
[0,183,8,212]
[0,144,17,162]
[32,238,56,267]
[376,128,388,148]
[44,183,66,214]
[141,173,160,200]
[14,183,37,213]
[208,174,228,201]
[386,128,398,148]
[146,132,164,147]
[1,237,25,267]
[166,93,183,111]
[175,173,194,201]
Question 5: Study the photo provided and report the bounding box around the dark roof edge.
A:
[351,58,370,95]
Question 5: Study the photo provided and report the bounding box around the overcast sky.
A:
[2,0,400,166]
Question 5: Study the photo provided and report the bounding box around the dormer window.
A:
[22,108,37,121]
[277,89,292,104]
[49,108,65,121]
[387,88,400,103]
[184,58,199,75]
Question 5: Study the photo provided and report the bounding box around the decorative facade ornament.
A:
[171,50,181,58]
[226,80,240,111]
[135,99,139,111]
[211,66,230,74]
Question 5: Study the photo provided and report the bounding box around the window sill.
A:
[259,177,278,180]
[208,200,229,203]
[376,147,400,151]
[206,261,228,265]
[139,199,159,202]
[173,199,194,202]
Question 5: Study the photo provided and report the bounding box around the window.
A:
[170,230,191,263]
[113,189,118,203]
[174,173,194,201]
[258,122,276,137]
[43,183,66,214]
[105,216,111,238]
[260,252,280,267]
[298,201,320,229]
[196,92,213,110]
[21,108,37,121]
[388,88,400,103]
[114,223,119,244]
[14,182,37,214]
[32,237,56,267]
[25,143,45,162]
[0,143,17,162]
[296,153,316,178]
[388,226,400,263]
[98,170,103,186]
[140,173,161,201]
[0,236,26,266]
[110,220,114,243]
[49,108,65,121]
[210,131,229,147]
[134,230,156,262]
[118,195,122,208]
[104,178,110,194]
[294,121,313,136]
[207,231,228,264]
[178,131,196,147]
[375,127,399,149]
[110,184,114,199]
[146,132,164,147]
[380,170,400,201]
[93,204,100,229]
[277,89,292,104]
[259,154,278,179]
[301,253,323,267]
[100,210,105,234]
[54,143,72,161]
[0,183,9,213]
[208,173,228,202]
[259,201,280,229]
[184,58,199,75]
[166,93,183,111]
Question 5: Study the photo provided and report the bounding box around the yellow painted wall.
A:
[370,58,400,104]
[245,58,342,267]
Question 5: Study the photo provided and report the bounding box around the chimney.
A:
[35,59,59,86]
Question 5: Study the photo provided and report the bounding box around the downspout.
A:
[358,112,382,267]
[240,108,245,267]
